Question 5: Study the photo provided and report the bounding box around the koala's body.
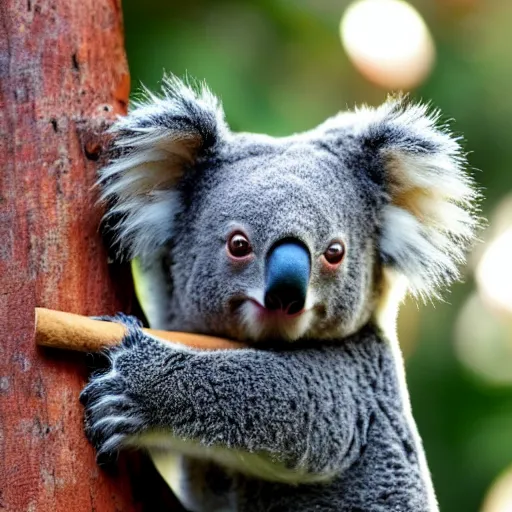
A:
[81,77,479,511]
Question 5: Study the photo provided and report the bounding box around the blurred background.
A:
[121,1,512,510]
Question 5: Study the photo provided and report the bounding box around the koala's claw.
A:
[81,357,147,459]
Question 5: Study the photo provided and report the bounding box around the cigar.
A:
[35,308,245,352]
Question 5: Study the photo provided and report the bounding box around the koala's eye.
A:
[323,241,345,266]
[227,232,252,259]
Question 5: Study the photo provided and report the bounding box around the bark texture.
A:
[0,1,182,510]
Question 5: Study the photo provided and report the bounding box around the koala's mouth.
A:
[235,297,314,342]
[247,298,306,319]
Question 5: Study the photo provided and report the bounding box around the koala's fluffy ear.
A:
[98,75,226,259]
[324,97,480,298]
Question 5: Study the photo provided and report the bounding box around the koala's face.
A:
[171,136,380,341]
[101,77,478,342]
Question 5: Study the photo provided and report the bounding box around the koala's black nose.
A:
[264,239,311,315]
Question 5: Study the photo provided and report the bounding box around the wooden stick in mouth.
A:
[35,308,246,352]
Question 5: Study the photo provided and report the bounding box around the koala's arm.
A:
[81,322,370,480]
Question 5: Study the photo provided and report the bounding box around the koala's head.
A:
[100,76,479,342]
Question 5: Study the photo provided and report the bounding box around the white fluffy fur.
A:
[98,76,225,259]
[133,433,335,484]
[239,301,315,342]
[239,289,317,341]
[361,98,479,298]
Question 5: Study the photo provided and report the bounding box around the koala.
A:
[80,76,479,512]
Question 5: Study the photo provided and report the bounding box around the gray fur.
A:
[82,322,429,511]
[82,77,480,511]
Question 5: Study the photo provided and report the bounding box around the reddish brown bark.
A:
[0,1,182,510]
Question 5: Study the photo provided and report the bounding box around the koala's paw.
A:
[80,347,147,460]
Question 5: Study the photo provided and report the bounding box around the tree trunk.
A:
[0,1,182,510]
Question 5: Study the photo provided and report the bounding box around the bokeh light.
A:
[455,293,512,385]
[455,195,512,385]
[481,466,512,512]
[340,0,435,90]
[477,228,512,315]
